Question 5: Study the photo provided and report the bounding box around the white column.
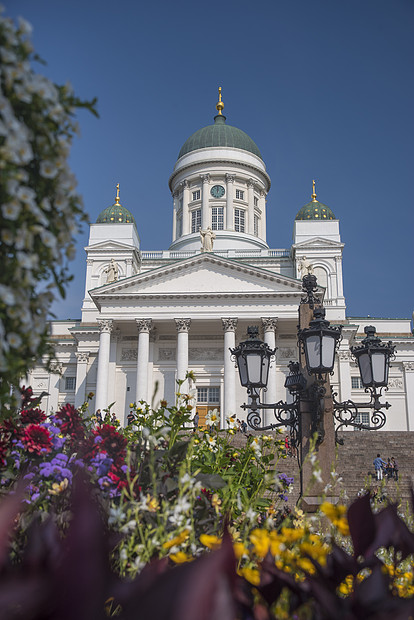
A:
[338,350,352,402]
[262,318,277,426]
[260,190,266,242]
[95,319,113,412]
[403,362,414,431]
[335,256,344,298]
[75,351,89,410]
[247,179,255,235]
[222,318,238,427]
[225,174,235,230]
[201,174,210,230]
[125,258,133,278]
[172,191,178,241]
[175,318,191,395]
[181,180,190,236]
[48,362,62,413]
[135,318,152,403]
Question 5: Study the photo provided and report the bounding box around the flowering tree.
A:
[0,9,97,407]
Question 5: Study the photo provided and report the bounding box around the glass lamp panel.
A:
[246,353,263,385]
[321,335,336,370]
[372,352,386,385]
[358,353,372,386]
[305,335,321,370]
[238,356,249,387]
[261,356,270,386]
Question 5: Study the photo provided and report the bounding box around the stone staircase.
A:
[231,431,414,510]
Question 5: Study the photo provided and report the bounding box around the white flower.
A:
[120,519,137,534]
[2,199,21,220]
[251,437,262,457]
[0,285,15,305]
[39,161,58,179]
[206,408,219,427]
[7,333,22,349]
[245,508,257,522]
[226,414,238,430]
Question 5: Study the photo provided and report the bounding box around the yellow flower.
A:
[170,551,192,563]
[280,526,305,543]
[147,495,160,513]
[49,478,68,495]
[200,534,222,549]
[338,575,354,596]
[320,502,349,535]
[250,529,270,559]
[211,493,221,513]
[162,529,190,550]
[239,567,261,586]
[233,542,249,560]
[296,557,315,574]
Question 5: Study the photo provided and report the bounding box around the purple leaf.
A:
[347,493,376,558]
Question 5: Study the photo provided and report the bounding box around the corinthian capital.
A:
[261,317,278,332]
[75,351,89,364]
[200,173,210,184]
[97,319,113,334]
[222,318,238,332]
[225,173,235,184]
[179,179,188,189]
[175,318,191,333]
[247,178,255,189]
[136,318,153,334]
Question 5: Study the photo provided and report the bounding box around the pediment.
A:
[90,253,312,301]
[86,240,135,252]
[293,238,344,249]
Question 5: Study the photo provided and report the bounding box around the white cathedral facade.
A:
[29,94,414,431]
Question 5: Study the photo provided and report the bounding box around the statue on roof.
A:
[297,256,314,278]
[105,258,119,283]
[200,226,216,252]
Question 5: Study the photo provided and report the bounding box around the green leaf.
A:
[195,473,227,489]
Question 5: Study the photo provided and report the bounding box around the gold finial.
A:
[115,183,121,205]
[311,179,317,202]
[216,86,224,115]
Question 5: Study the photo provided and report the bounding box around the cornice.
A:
[168,159,271,192]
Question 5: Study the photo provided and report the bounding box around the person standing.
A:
[391,456,399,481]
[193,412,199,431]
[373,454,386,480]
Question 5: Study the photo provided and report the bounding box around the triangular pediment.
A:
[86,240,136,252]
[293,238,344,249]
[90,253,313,301]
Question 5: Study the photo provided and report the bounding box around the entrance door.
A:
[196,386,220,429]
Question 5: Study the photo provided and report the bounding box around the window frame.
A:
[234,208,245,232]
[191,209,201,234]
[211,206,224,231]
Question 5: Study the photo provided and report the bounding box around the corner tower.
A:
[168,88,271,252]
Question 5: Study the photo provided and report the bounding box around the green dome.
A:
[178,114,262,160]
[295,200,336,221]
[96,202,136,224]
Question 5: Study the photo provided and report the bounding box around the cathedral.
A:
[29,91,414,430]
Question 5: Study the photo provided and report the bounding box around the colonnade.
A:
[88,316,279,424]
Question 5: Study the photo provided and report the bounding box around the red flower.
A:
[93,424,127,462]
[21,408,46,425]
[55,404,85,439]
[22,424,52,455]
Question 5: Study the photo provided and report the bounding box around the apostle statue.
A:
[105,258,119,283]
[200,226,216,252]
[297,256,314,278]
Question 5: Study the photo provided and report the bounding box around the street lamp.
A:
[232,276,395,449]
[297,307,342,377]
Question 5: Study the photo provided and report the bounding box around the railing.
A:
[141,248,291,260]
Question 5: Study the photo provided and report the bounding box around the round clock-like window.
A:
[210,185,225,198]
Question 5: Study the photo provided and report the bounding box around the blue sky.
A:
[7,0,414,322]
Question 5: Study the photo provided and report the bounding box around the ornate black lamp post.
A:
[232,276,396,451]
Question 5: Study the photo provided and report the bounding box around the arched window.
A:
[313,266,329,297]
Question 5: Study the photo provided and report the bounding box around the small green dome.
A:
[178,114,262,160]
[295,199,336,221]
[96,202,136,224]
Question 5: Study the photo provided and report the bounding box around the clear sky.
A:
[7,0,414,323]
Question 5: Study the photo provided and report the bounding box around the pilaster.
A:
[222,317,238,428]
[201,174,210,230]
[135,319,153,403]
[75,351,89,410]
[262,317,277,425]
[225,174,235,230]
[175,318,191,395]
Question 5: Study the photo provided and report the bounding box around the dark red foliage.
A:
[93,424,127,462]
[55,403,85,439]
[22,424,52,455]
[20,408,46,425]
[19,385,34,409]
